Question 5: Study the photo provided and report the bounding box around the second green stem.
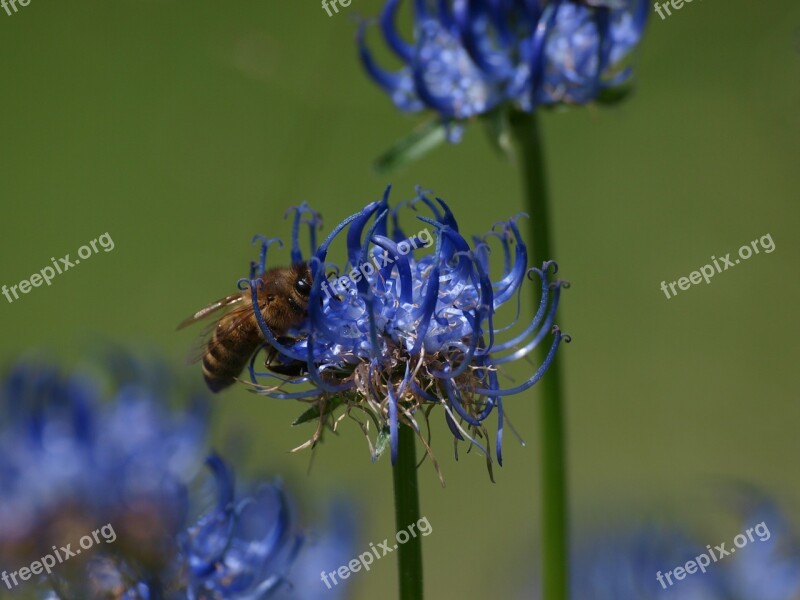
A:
[509,109,569,600]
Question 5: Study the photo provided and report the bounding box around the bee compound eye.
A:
[295,278,311,296]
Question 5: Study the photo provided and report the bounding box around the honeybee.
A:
[177,264,312,392]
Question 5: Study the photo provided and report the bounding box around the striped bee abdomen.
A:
[201,317,261,392]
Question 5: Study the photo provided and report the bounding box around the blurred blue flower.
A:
[0,358,354,599]
[359,0,649,134]
[181,455,303,600]
[722,493,800,600]
[0,359,207,569]
[519,495,800,600]
[271,499,356,600]
[242,186,569,477]
[569,524,728,600]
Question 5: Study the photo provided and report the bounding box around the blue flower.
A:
[0,358,207,570]
[568,525,728,600]
[270,501,356,600]
[241,186,568,477]
[0,358,354,599]
[722,493,800,600]
[181,455,303,600]
[359,0,649,134]
[517,495,800,600]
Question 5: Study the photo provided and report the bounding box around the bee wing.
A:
[184,299,268,366]
[176,293,246,330]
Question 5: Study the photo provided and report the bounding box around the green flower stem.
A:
[392,423,424,600]
[509,109,569,600]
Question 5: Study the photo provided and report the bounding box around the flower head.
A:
[0,358,207,569]
[722,490,800,600]
[240,186,568,479]
[180,455,304,600]
[0,357,353,599]
[519,494,800,600]
[569,525,727,600]
[359,0,649,137]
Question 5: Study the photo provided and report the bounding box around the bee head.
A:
[293,265,312,298]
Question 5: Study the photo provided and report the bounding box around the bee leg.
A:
[264,337,307,376]
[267,362,308,376]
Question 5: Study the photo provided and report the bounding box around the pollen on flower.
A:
[239,186,569,482]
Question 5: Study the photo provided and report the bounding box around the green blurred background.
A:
[1,1,799,597]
